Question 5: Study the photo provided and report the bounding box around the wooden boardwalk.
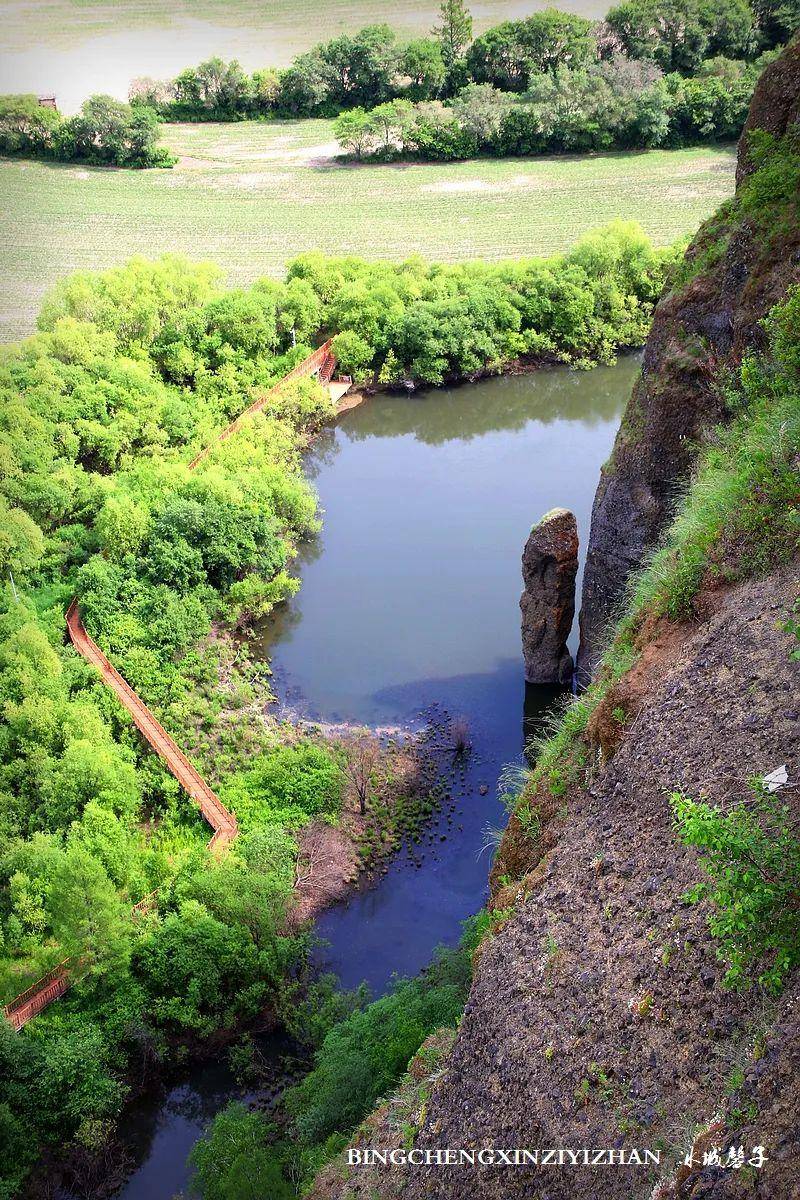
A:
[3,342,348,1030]
[65,601,238,850]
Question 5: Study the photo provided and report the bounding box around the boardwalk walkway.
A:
[65,601,238,851]
[3,341,349,1030]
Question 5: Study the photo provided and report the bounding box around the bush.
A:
[0,93,174,168]
[225,743,345,829]
[673,785,800,991]
[286,943,470,1143]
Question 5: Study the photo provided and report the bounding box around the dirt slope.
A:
[363,564,799,1200]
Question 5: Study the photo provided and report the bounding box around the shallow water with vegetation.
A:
[103,358,638,1198]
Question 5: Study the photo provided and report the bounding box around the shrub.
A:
[286,941,471,1144]
[673,785,800,991]
[0,92,174,168]
[225,743,345,829]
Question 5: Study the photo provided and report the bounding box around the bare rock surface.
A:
[520,508,578,685]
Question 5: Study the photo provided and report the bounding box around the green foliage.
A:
[132,899,280,1034]
[672,785,800,991]
[286,944,470,1144]
[192,930,476,1199]
[291,223,678,385]
[281,974,370,1050]
[343,53,767,163]
[189,1103,294,1200]
[784,600,800,660]
[432,0,474,73]
[121,0,775,131]
[0,93,174,168]
[605,0,756,74]
[225,743,344,830]
[0,254,339,1190]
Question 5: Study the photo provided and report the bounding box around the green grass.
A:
[0,120,735,342]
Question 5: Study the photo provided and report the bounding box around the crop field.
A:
[0,121,736,342]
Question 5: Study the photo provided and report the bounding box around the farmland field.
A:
[0,121,736,342]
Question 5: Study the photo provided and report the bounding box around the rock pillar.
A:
[520,508,578,686]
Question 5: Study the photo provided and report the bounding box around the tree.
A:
[173,57,253,113]
[189,1103,292,1200]
[128,77,175,108]
[432,0,474,71]
[0,498,44,578]
[251,68,281,111]
[467,23,532,92]
[321,25,400,108]
[518,9,596,74]
[331,329,375,379]
[605,0,755,74]
[341,730,379,816]
[60,94,173,167]
[0,94,61,155]
[96,494,149,561]
[47,845,130,975]
[751,0,800,47]
[276,51,334,115]
[452,83,510,147]
[366,99,415,152]
[400,38,447,99]
[333,108,377,159]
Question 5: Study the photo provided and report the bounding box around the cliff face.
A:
[577,39,800,679]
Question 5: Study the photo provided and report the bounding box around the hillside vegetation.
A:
[292,78,800,1200]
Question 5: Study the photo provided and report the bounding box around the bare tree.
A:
[294,835,339,893]
[342,729,380,816]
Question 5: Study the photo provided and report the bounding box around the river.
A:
[105,358,638,1199]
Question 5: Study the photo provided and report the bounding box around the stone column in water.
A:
[520,508,578,686]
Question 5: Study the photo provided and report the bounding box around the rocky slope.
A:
[576,38,800,680]
[402,566,800,1200]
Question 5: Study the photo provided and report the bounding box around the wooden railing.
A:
[65,601,238,848]
[2,959,73,1031]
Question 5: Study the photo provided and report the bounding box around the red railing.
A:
[2,959,73,1031]
[65,601,238,847]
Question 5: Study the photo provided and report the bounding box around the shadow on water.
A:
[311,662,561,993]
[96,358,637,1199]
